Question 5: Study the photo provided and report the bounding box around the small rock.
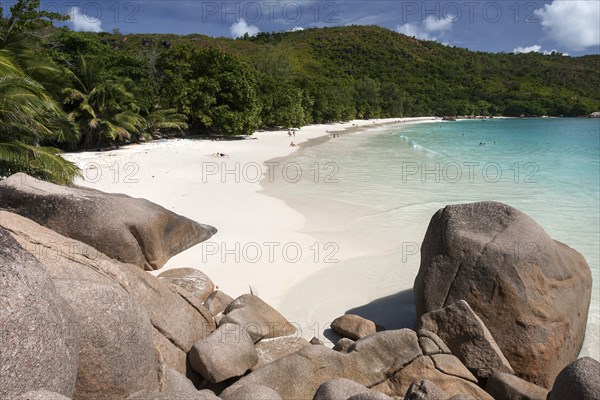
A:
[486,372,549,400]
[333,338,355,352]
[313,379,370,400]
[189,323,258,383]
[159,268,215,303]
[404,379,448,399]
[310,337,324,345]
[548,357,600,400]
[221,384,282,400]
[204,290,234,316]
[331,314,377,340]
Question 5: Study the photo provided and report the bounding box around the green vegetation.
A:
[1,1,599,184]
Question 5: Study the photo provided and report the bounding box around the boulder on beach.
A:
[548,357,600,400]
[333,338,355,352]
[0,211,215,378]
[414,201,592,387]
[420,300,513,380]
[220,294,296,342]
[331,314,377,340]
[158,268,215,303]
[0,173,217,270]
[189,323,259,383]
[0,229,80,400]
[56,280,160,400]
[221,329,491,400]
[485,372,549,400]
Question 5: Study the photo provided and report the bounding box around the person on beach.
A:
[290,142,296,147]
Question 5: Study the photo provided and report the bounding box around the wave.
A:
[396,134,439,156]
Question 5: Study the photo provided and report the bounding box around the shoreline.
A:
[63,118,438,326]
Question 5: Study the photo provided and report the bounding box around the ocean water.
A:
[264,118,599,357]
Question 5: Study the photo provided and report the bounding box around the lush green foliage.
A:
[1,19,599,184]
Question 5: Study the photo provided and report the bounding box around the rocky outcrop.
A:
[414,201,592,387]
[0,211,215,377]
[548,357,600,400]
[420,300,513,380]
[189,323,259,383]
[0,229,80,399]
[485,372,549,400]
[0,173,216,270]
[159,268,215,303]
[220,294,296,342]
[331,314,377,340]
[221,329,490,400]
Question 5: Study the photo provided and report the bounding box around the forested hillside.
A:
[1,0,599,183]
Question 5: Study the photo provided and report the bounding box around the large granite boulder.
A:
[486,372,549,400]
[548,357,600,400]
[204,290,234,316]
[0,173,216,270]
[0,211,215,377]
[414,201,592,387]
[189,323,259,383]
[0,229,80,399]
[221,329,490,400]
[331,314,377,340]
[58,280,160,400]
[420,300,513,380]
[220,294,296,342]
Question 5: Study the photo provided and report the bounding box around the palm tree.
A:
[0,35,80,184]
[145,107,189,139]
[63,57,146,149]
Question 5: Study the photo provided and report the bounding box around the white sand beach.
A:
[65,117,438,342]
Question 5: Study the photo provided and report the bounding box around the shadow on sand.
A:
[346,288,417,331]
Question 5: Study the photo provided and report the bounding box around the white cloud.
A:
[513,44,542,53]
[423,15,453,33]
[230,19,260,38]
[535,0,600,51]
[513,44,569,56]
[69,7,102,32]
[397,15,455,41]
[289,26,304,32]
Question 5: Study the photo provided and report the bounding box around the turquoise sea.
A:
[265,118,599,357]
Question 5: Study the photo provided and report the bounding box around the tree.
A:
[63,57,145,148]
[0,44,80,183]
[1,0,67,37]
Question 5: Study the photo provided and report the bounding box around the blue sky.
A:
[37,0,600,56]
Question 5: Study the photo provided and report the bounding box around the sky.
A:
[35,0,600,56]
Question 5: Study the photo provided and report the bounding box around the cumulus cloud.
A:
[513,44,542,53]
[397,15,455,41]
[535,0,600,51]
[513,44,569,56]
[69,7,102,32]
[230,19,260,38]
[289,27,304,32]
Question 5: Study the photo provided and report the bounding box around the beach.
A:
[64,117,439,342]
